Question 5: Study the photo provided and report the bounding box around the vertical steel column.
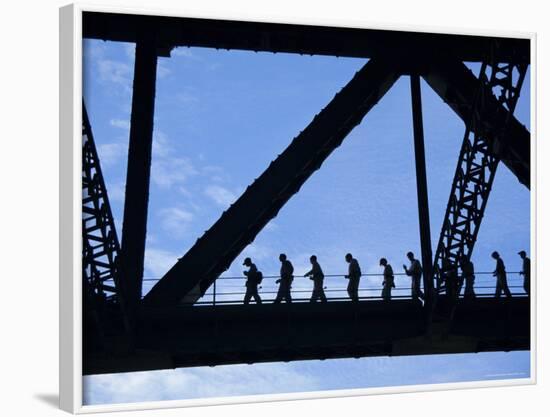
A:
[410,74,434,303]
[120,34,158,310]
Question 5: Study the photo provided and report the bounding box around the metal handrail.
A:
[138,270,527,305]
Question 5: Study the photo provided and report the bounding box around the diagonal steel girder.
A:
[143,58,401,306]
[421,57,530,189]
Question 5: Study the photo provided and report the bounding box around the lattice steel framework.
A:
[433,49,528,292]
[82,103,123,302]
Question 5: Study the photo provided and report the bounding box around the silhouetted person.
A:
[518,250,531,296]
[403,251,424,301]
[460,255,476,300]
[242,257,262,305]
[442,258,459,300]
[345,253,361,301]
[304,255,327,303]
[492,251,512,298]
[274,253,293,303]
[380,258,395,301]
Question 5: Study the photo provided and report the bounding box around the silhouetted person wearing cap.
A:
[460,255,476,300]
[518,250,531,296]
[304,255,327,303]
[242,257,262,305]
[274,253,293,304]
[380,258,395,301]
[492,251,512,298]
[345,253,361,302]
[403,252,424,301]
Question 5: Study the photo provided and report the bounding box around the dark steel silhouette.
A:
[429,56,528,297]
[410,74,434,305]
[120,35,159,311]
[81,12,532,375]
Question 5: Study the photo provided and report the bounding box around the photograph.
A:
[77,6,531,409]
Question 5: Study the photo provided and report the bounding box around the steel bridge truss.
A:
[433,49,528,293]
[82,105,123,301]
[80,12,531,374]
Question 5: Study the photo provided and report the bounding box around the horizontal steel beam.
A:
[84,298,529,374]
[83,12,529,63]
[143,57,400,306]
[422,58,530,188]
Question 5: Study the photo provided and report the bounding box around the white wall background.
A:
[0,0,548,415]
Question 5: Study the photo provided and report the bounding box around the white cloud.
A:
[157,60,171,79]
[158,207,194,236]
[83,362,320,405]
[171,47,195,58]
[97,59,132,90]
[97,142,127,167]
[123,43,135,58]
[109,119,130,129]
[152,157,198,188]
[204,185,237,207]
[152,131,171,158]
[83,40,105,60]
[144,247,180,277]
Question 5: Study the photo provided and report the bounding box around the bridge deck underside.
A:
[84,298,529,375]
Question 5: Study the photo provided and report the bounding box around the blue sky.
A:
[82,39,531,405]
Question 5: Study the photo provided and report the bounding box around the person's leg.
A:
[352,279,359,301]
[274,285,283,303]
[286,284,292,303]
[504,280,512,298]
[244,289,251,305]
[253,287,262,304]
[320,287,327,302]
[347,280,353,300]
[495,278,502,298]
[310,288,317,303]
[417,276,424,299]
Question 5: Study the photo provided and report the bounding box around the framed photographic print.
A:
[59,2,535,413]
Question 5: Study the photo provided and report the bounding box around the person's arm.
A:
[304,268,313,277]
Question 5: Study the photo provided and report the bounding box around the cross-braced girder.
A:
[82,103,124,303]
[433,53,528,292]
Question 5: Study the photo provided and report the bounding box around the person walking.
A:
[492,251,512,298]
[242,257,262,305]
[345,253,361,302]
[460,255,476,300]
[304,255,327,303]
[403,251,424,301]
[380,258,395,301]
[274,253,294,304]
[518,250,531,296]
